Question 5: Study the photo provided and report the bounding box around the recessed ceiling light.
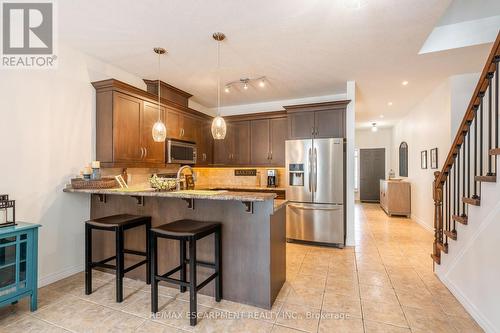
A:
[259,78,266,88]
[387,102,393,106]
[224,86,230,93]
[379,115,384,119]
[402,81,409,86]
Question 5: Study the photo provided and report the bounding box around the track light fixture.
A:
[224,76,267,92]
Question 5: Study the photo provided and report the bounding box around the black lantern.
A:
[0,194,16,228]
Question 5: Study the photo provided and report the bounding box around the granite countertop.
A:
[63,187,276,202]
[201,185,287,192]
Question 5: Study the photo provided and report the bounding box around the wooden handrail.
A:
[435,31,500,189]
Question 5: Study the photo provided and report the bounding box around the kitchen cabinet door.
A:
[213,123,233,165]
[315,109,345,138]
[232,121,250,165]
[288,111,315,139]
[166,109,181,139]
[195,119,213,165]
[113,92,143,162]
[250,119,270,165]
[180,115,198,142]
[269,117,287,166]
[142,102,166,164]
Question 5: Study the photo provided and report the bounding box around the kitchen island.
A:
[64,187,286,309]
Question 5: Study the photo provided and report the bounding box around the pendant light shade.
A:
[211,32,226,140]
[211,115,227,139]
[152,47,167,142]
[152,120,167,142]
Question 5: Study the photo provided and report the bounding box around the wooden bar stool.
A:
[85,214,151,302]
[150,220,222,326]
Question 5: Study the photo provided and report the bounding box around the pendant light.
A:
[152,47,167,142]
[211,32,227,140]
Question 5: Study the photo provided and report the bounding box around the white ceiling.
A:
[58,0,493,127]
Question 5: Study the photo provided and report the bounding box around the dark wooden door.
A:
[315,109,345,138]
[142,102,166,164]
[113,92,143,162]
[360,148,386,202]
[269,117,287,166]
[251,119,270,165]
[288,112,315,139]
[233,121,251,165]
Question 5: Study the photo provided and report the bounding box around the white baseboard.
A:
[38,264,84,287]
[410,214,433,233]
[438,275,497,333]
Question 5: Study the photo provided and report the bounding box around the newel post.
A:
[432,171,443,265]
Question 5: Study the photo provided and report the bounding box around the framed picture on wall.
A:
[421,150,428,169]
[430,148,438,169]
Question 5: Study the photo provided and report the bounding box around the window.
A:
[354,149,359,191]
[399,142,408,177]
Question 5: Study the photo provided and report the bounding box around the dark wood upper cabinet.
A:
[233,121,251,165]
[195,120,213,165]
[93,79,211,168]
[315,109,345,138]
[269,117,287,166]
[284,100,350,139]
[250,119,270,165]
[287,112,315,139]
[142,102,166,164]
[112,92,143,163]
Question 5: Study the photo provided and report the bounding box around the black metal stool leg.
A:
[85,224,92,295]
[188,238,197,326]
[145,221,151,285]
[151,231,159,314]
[116,227,124,303]
[215,228,222,302]
[180,239,187,293]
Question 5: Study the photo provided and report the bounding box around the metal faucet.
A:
[176,165,195,190]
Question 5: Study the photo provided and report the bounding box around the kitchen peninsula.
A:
[64,187,286,309]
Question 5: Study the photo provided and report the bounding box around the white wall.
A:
[436,155,500,333]
[0,45,146,285]
[355,127,393,200]
[345,81,356,246]
[391,80,452,231]
[450,73,480,139]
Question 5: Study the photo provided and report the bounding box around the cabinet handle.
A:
[144,148,147,158]
[270,151,273,160]
[180,128,185,137]
[140,147,144,160]
[311,127,315,136]
[203,153,207,161]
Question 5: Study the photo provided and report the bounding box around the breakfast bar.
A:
[64,188,287,309]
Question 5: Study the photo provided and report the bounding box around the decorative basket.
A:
[71,177,118,189]
[149,175,178,192]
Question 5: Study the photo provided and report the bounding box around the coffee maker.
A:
[267,169,278,187]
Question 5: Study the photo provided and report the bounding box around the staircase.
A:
[432,31,500,265]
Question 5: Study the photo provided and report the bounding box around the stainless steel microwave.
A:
[167,139,197,164]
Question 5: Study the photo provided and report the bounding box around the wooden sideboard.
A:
[380,180,411,217]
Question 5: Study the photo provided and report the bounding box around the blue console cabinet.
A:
[0,222,40,311]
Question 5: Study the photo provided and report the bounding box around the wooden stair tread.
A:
[431,254,441,264]
[474,175,496,182]
[490,148,500,155]
[463,197,481,206]
[437,242,448,254]
[444,230,457,240]
[452,214,468,225]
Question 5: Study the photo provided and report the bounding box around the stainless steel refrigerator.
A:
[285,138,345,247]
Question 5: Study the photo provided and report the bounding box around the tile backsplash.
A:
[194,167,286,188]
[101,166,286,188]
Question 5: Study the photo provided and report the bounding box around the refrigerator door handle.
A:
[288,204,342,211]
[313,147,318,193]
[308,148,312,192]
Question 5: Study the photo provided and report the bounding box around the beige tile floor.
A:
[0,203,483,332]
